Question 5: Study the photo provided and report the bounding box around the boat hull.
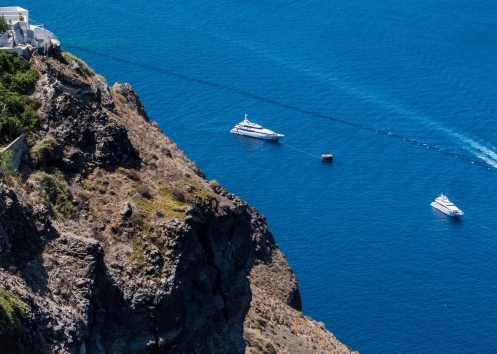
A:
[230,128,283,140]
[321,154,333,162]
[430,201,463,217]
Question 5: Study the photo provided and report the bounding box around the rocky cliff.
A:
[0,45,357,353]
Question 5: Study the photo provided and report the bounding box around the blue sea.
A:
[23,1,497,352]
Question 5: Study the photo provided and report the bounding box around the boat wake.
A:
[447,132,497,169]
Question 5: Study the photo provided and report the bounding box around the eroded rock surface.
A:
[0,50,356,353]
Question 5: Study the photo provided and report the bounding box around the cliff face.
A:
[0,47,356,353]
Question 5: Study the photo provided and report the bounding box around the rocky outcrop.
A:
[0,50,356,353]
[30,56,138,173]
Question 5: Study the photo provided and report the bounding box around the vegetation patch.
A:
[134,183,186,218]
[0,16,8,33]
[118,167,141,181]
[0,52,42,144]
[130,226,148,269]
[133,174,217,218]
[244,328,277,354]
[182,175,217,205]
[61,52,95,79]
[124,213,159,275]
[137,185,153,199]
[0,150,16,181]
[32,171,76,219]
[29,135,57,169]
[0,289,27,332]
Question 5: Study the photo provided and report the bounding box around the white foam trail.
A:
[451,132,497,168]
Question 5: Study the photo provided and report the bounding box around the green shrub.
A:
[30,135,57,169]
[0,16,8,33]
[0,52,42,144]
[137,185,153,199]
[0,51,39,93]
[9,69,39,94]
[0,289,27,332]
[32,171,76,219]
[0,92,41,139]
[0,150,15,179]
[61,52,95,78]
[171,188,185,203]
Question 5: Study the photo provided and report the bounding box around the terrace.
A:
[0,5,59,54]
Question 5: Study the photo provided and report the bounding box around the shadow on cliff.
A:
[87,258,138,353]
[85,202,255,353]
[88,248,177,353]
[0,187,57,295]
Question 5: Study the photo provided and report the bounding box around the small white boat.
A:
[321,153,333,162]
[430,194,464,217]
[230,114,284,140]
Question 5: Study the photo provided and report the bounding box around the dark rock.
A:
[30,57,140,174]
[121,201,133,217]
[0,50,355,354]
[112,82,150,121]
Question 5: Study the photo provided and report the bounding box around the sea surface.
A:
[23,1,497,352]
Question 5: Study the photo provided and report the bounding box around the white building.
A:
[0,5,59,54]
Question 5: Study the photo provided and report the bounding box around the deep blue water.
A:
[22,1,497,352]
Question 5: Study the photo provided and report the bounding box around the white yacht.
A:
[430,194,464,217]
[230,114,284,140]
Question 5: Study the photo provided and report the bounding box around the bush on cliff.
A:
[0,51,39,93]
[0,51,41,144]
[0,289,27,333]
[0,150,16,179]
[29,135,57,170]
[32,171,76,219]
[61,52,95,79]
[0,16,8,33]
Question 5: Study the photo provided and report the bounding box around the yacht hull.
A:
[430,200,463,217]
[230,128,283,140]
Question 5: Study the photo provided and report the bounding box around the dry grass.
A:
[134,183,186,218]
[41,83,221,269]
[0,289,27,332]
[244,327,277,354]
[245,285,357,354]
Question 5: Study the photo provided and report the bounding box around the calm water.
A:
[24,1,497,352]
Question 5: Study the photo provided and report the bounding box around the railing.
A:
[28,18,45,30]
[27,18,57,41]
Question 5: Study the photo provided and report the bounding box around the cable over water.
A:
[469,220,497,234]
[279,141,320,159]
[65,44,497,173]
